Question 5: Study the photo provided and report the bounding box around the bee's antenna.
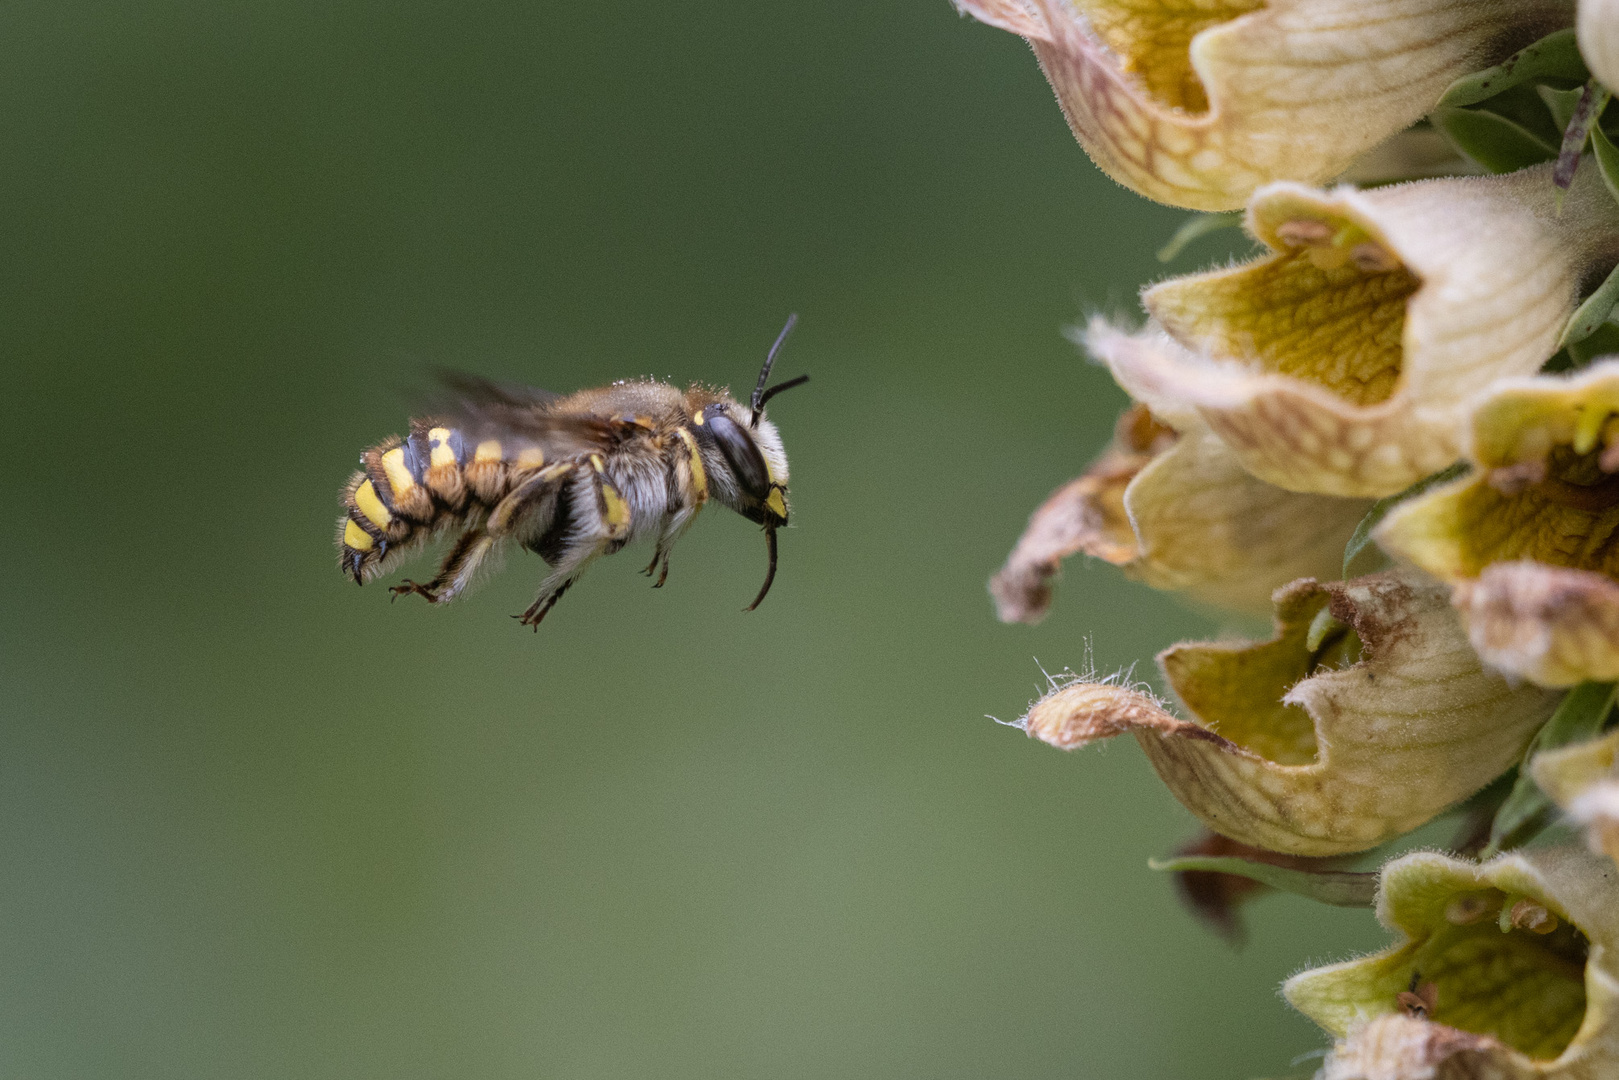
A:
[744,526,779,611]
[750,313,802,427]
[754,374,810,419]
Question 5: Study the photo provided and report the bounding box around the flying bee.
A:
[336,316,808,628]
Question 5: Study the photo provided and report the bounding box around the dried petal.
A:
[1103,166,1619,497]
[991,403,1370,622]
[955,0,1574,210]
[1020,571,1559,855]
[990,405,1174,623]
[1290,847,1619,1078]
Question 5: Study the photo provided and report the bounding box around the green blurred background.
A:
[0,2,1387,1076]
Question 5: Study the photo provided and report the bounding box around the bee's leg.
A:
[515,547,604,629]
[517,458,641,628]
[641,504,701,588]
[390,528,496,604]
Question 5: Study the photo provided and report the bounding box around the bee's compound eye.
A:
[703,409,770,501]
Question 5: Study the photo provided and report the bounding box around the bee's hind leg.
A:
[390,529,495,604]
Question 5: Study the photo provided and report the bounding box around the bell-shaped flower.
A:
[1380,361,1619,685]
[1533,728,1619,866]
[953,0,1575,211]
[990,395,1371,623]
[1019,570,1559,856]
[1101,165,1619,498]
[1287,847,1619,1079]
[1582,0,1619,93]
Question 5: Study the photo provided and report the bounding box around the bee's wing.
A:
[427,371,626,458]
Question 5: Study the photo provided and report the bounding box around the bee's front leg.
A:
[641,504,701,589]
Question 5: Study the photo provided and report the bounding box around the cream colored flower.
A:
[1287,847,1619,1079]
[1020,570,1558,856]
[990,400,1371,623]
[954,0,1574,210]
[1379,362,1619,684]
[1452,563,1619,687]
[1533,729,1619,866]
[1581,0,1619,92]
[1102,165,1619,499]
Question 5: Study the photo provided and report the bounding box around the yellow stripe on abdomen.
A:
[466,439,508,504]
[427,427,457,469]
[354,479,393,528]
[343,518,374,552]
[381,447,416,498]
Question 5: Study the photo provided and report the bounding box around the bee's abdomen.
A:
[338,424,550,583]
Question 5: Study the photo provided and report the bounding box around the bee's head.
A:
[692,401,790,527]
[693,314,808,611]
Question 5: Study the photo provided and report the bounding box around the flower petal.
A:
[990,401,1371,622]
[1020,570,1559,855]
[1372,362,1619,683]
[1581,0,1619,93]
[990,404,1174,623]
[1532,728,1619,866]
[955,0,1574,210]
[1110,166,1619,497]
[1287,847,1619,1076]
[1452,562,1619,687]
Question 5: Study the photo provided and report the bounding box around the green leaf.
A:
[1539,84,1586,132]
[1483,680,1618,857]
[1342,462,1469,578]
[1560,261,1619,348]
[1438,28,1589,109]
[1594,125,1619,208]
[1148,856,1376,908]
[1432,107,1558,174]
[1570,321,1619,367]
[1156,211,1244,263]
